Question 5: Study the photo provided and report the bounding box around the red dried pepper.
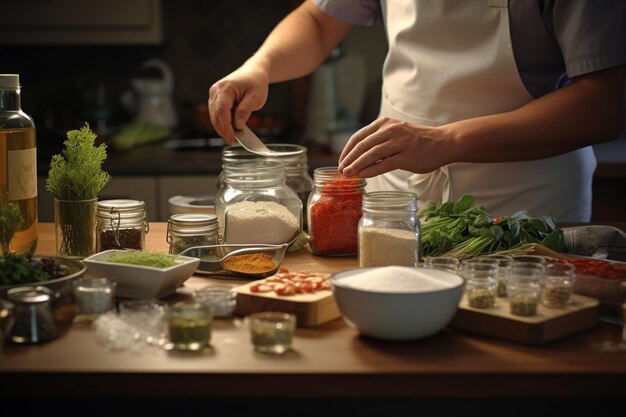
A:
[308,174,365,256]
[565,257,626,280]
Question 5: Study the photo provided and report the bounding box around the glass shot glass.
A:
[166,302,213,352]
[424,256,460,273]
[247,311,296,354]
[507,266,544,316]
[541,262,576,308]
[460,261,499,309]
[73,277,116,322]
[118,299,169,346]
[479,255,513,297]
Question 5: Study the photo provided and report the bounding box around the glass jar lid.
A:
[7,287,51,304]
[97,199,146,218]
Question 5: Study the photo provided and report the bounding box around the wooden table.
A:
[1,223,625,414]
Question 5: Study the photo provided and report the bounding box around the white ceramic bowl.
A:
[330,266,464,341]
[83,250,200,299]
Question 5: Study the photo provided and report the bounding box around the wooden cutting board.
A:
[450,293,599,345]
[233,283,340,327]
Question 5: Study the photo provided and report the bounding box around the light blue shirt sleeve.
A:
[313,0,383,26]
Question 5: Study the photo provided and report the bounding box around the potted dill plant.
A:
[46,123,110,258]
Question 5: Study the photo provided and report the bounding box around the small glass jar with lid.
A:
[358,191,420,267]
[461,262,498,309]
[308,166,366,256]
[96,199,149,251]
[215,160,302,245]
[218,144,314,226]
[166,213,220,255]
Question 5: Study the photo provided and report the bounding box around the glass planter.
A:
[54,198,97,259]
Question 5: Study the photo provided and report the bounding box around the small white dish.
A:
[83,250,200,299]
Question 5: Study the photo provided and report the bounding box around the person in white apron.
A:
[208,0,626,222]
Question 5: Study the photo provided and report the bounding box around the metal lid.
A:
[98,199,145,212]
[7,287,52,304]
[0,74,19,89]
[168,213,219,235]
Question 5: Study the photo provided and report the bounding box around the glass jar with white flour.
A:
[358,191,420,267]
[215,160,302,245]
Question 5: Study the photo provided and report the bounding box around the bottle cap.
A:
[0,74,19,89]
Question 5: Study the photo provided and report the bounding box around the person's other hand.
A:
[337,117,453,177]
[208,65,269,145]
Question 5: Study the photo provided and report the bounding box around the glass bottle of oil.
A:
[0,74,38,255]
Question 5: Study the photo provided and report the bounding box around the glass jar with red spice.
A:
[307,167,366,256]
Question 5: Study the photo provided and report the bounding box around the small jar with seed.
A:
[96,199,149,251]
[541,262,576,308]
[507,264,543,316]
[461,262,498,309]
[167,213,220,255]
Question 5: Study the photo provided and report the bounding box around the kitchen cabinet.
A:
[0,0,162,45]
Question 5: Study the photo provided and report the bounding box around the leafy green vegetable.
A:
[0,253,47,285]
[419,195,564,259]
[46,123,111,257]
[0,195,23,256]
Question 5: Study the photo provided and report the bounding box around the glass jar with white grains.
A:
[215,160,302,245]
[218,144,313,226]
[358,191,420,267]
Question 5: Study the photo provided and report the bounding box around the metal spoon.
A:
[233,125,300,156]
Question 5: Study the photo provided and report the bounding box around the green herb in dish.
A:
[106,251,178,268]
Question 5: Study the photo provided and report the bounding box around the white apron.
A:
[366,0,596,221]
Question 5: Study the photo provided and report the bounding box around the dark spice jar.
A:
[307,167,366,256]
[96,199,149,251]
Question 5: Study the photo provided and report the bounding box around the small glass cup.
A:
[247,311,296,354]
[479,255,513,297]
[193,285,237,318]
[166,302,213,351]
[424,256,459,273]
[507,266,543,316]
[73,277,116,322]
[541,262,576,308]
[118,299,169,346]
[460,261,498,309]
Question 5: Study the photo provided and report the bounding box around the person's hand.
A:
[337,117,453,177]
[208,65,270,145]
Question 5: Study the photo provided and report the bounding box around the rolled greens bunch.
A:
[418,195,564,259]
[46,123,110,257]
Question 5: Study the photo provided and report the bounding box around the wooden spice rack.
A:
[450,293,599,345]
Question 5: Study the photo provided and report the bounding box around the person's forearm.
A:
[445,66,625,164]
[243,0,352,83]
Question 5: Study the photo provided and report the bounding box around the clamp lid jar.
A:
[215,160,302,245]
[167,213,220,254]
[96,199,149,251]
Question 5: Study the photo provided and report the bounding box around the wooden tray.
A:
[233,283,340,327]
[450,293,599,345]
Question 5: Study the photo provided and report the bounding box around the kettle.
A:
[127,59,178,128]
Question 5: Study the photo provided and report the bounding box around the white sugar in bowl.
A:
[330,266,464,341]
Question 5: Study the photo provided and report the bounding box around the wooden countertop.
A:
[1,224,625,412]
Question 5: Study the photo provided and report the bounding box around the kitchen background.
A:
[2,0,625,222]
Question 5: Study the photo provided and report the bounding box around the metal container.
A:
[7,286,58,343]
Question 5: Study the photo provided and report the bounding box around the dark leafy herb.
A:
[419,195,564,259]
[0,254,54,285]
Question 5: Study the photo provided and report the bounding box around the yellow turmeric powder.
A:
[223,252,276,274]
